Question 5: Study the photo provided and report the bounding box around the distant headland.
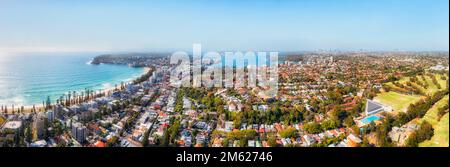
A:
[90,53,170,67]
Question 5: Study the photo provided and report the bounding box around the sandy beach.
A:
[3,67,151,113]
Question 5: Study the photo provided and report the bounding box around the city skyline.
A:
[0,0,448,54]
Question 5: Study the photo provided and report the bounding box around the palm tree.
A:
[58,95,63,105]
[68,91,71,106]
[87,89,91,100]
[85,88,89,101]
[46,96,51,109]
[72,91,76,104]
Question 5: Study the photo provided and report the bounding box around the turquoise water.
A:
[361,115,381,125]
[0,52,145,106]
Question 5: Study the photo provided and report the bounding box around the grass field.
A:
[418,95,449,147]
[419,95,449,126]
[377,73,448,146]
[374,91,423,113]
[395,74,447,95]
[376,73,447,114]
[420,74,448,95]
[420,113,449,147]
[384,82,410,93]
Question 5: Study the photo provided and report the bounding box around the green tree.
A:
[161,128,170,147]
[168,120,181,144]
[279,127,297,138]
[142,129,150,147]
[361,137,371,147]
[234,113,242,129]
[321,119,338,130]
[268,134,277,147]
[343,117,355,128]
[406,121,434,147]
[304,122,322,134]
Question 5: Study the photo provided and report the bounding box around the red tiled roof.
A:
[94,141,106,147]
[343,97,353,102]
[259,128,265,133]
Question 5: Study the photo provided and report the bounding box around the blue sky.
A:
[0,0,448,53]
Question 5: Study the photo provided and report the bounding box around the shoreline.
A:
[2,67,151,113]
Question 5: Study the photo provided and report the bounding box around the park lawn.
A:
[398,76,412,83]
[384,82,410,93]
[420,74,447,95]
[392,74,447,96]
[436,74,449,91]
[419,95,449,127]
[374,91,423,113]
[419,113,449,147]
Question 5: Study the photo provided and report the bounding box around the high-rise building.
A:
[32,112,46,141]
[54,104,63,119]
[46,110,54,123]
[71,123,87,144]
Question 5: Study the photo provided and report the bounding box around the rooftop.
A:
[365,99,385,116]
[2,121,22,130]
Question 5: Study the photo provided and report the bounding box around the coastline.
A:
[12,67,151,113]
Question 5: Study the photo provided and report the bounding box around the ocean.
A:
[0,52,146,107]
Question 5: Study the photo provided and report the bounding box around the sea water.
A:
[0,52,145,106]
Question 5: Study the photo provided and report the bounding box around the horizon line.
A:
[1,47,449,55]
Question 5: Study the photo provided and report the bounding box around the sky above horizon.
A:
[0,0,449,53]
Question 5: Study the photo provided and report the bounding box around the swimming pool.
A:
[361,115,381,125]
